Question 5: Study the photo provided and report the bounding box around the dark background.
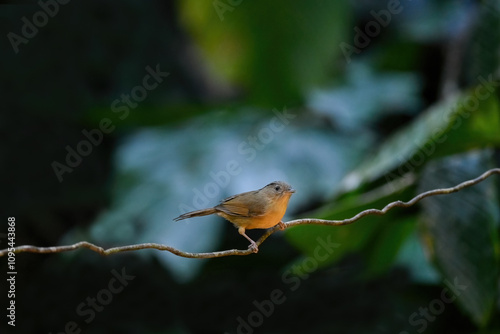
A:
[1,0,499,333]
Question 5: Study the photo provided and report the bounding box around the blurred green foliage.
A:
[1,0,499,333]
[180,0,349,106]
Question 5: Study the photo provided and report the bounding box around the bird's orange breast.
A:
[220,193,292,230]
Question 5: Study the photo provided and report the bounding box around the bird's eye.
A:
[274,185,281,191]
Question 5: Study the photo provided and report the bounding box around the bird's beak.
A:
[289,188,296,193]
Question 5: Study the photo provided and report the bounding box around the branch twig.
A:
[1,168,499,259]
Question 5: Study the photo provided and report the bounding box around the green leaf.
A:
[340,88,500,193]
[363,215,416,278]
[289,86,500,279]
[181,0,350,106]
[339,94,462,191]
[285,179,416,272]
[418,149,500,327]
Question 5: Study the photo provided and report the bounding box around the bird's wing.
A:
[216,190,265,217]
[216,202,249,216]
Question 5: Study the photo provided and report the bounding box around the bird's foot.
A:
[248,242,259,253]
[278,221,286,230]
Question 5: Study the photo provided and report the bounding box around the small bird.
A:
[174,181,295,252]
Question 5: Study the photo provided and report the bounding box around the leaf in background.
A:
[180,0,350,106]
[363,215,416,278]
[340,93,462,192]
[308,61,422,131]
[418,149,500,327]
[285,178,417,274]
[340,88,500,192]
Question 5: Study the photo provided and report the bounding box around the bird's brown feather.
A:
[216,190,268,217]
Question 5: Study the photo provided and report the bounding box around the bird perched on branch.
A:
[174,181,295,252]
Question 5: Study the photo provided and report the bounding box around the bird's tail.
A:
[173,208,217,221]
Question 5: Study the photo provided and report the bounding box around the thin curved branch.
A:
[1,168,499,259]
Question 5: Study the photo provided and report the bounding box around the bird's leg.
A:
[278,220,286,230]
[238,227,258,253]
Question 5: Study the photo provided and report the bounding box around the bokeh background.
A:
[1,0,499,333]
